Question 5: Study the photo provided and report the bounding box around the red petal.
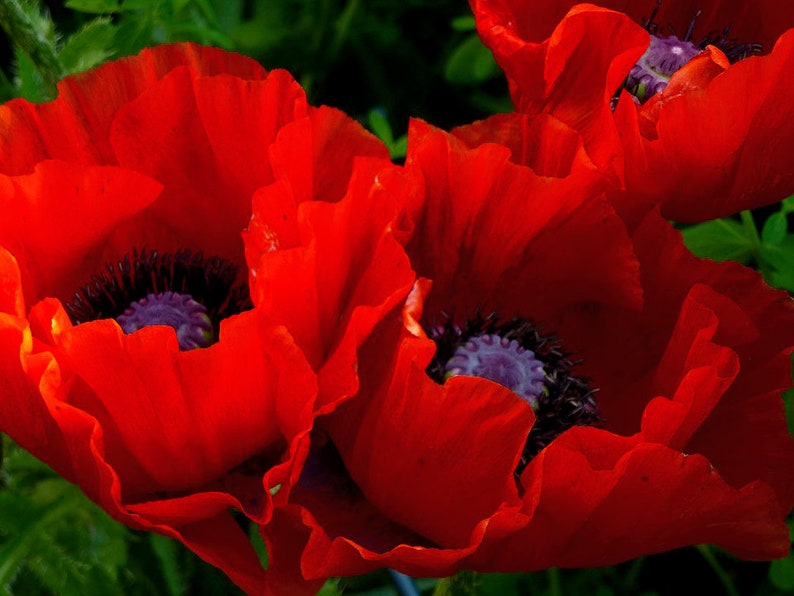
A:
[247,159,416,412]
[472,1,648,175]
[194,69,309,199]
[451,112,601,178]
[640,285,741,450]
[0,161,162,304]
[405,119,641,322]
[110,66,248,260]
[267,106,390,205]
[617,30,794,222]
[474,436,790,570]
[327,330,531,548]
[26,300,316,506]
[0,43,267,174]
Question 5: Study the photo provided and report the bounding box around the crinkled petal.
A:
[617,30,794,222]
[0,43,267,174]
[0,161,162,304]
[476,435,791,569]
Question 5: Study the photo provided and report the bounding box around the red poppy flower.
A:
[0,43,390,594]
[470,0,794,222]
[252,115,794,591]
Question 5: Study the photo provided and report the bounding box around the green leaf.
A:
[770,554,794,590]
[761,212,788,245]
[59,19,117,74]
[248,522,269,569]
[317,577,343,595]
[65,0,123,13]
[0,442,130,595]
[782,194,794,214]
[760,237,794,291]
[391,135,407,160]
[149,534,187,596]
[444,34,500,85]
[367,109,394,145]
[451,15,476,31]
[13,49,49,103]
[681,218,754,264]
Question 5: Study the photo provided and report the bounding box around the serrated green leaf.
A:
[681,218,754,264]
[444,34,500,85]
[762,212,788,245]
[65,0,123,13]
[59,19,117,74]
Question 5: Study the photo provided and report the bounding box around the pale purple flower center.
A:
[116,291,213,350]
[628,35,700,102]
[445,333,546,409]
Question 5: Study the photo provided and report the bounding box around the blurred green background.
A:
[0,1,793,595]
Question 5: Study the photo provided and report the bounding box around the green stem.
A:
[623,556,646,590]
[696,545,740,596]
[0,0,64,99]
[330,0,360,59]
[547,567,562,596]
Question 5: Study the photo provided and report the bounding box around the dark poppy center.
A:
[427,313,600,473]
[624,2,762,103]
[445,333,546,409]
[65,249,251,350]
[627,35,700,102]
[116,291,213,350]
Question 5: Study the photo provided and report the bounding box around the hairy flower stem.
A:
[0,0,64,99]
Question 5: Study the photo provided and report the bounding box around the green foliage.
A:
[0,439,130,596]
[58,18,117,73]
[682,197,794,292]
[682,218,755,264]
[444,34,500,85]
[367,108,407,159]
[0,2,793,596]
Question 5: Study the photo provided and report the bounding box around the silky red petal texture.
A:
[0,161,163,303]
[451,112,599,178]
[472,0,794,52]
[245,155,414,414]
[471,0,794,221]
[256,119,794,589]
[404,118,641,321]
[471,1,647,176]
[0,43,268,174]
[615,30,794,222]
[0,43,392,594]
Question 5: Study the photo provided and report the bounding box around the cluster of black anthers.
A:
[65,249,251,332]
[426,312,601,476]
[642,1,762,63]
